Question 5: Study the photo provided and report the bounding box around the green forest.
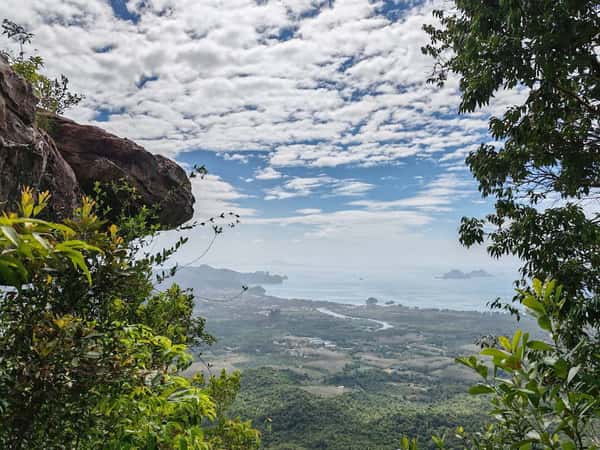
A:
[0,1,599,449]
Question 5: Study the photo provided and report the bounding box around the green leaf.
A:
[480,348,510,359]
[0,257,29,286]
[10,217,75,235]
[55,246,92,285]
[0,226,20,247]
[567,365,580,384]
[511,330,522,352]
[537,315,552,332]
[532,278,542,295]
[32,232,52,250]
[499,335,512,351]
[468,384,494,395]
[527,340,553,352]
[554,359,569,379]
[58,240,102,254]
[401,437,409,450]
[543,279,556,302]
[522,295,545,316]
[432,435,445,448]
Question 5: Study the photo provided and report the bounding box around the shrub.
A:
[0,188,260,449]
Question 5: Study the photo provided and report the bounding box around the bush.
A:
[0,188,260,449]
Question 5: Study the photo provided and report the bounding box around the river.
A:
[316,307,394,331]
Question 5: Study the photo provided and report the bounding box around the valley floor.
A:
[189,288,539,449]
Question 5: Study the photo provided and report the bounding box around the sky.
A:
[1,0,524,276]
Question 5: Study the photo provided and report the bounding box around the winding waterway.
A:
[316,307,394,331]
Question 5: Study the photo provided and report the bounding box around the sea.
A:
[264,266,519,312]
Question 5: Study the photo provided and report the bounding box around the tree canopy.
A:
[416,1,600,448]
[1,19,82,115]
[423,0,600,336]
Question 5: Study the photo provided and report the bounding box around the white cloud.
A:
[247,207,432,240]
[264,176,374,200]
[350,173,474,212]
[223,153,250,163]
[254,166,283,180]
[0,0,504,169]
[0,0,518,276]
[265,176,331,200]
[330,180,374,197]
[296,208,322,215]
[188,173,256,220]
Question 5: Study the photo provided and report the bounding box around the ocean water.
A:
[264,267,519,312]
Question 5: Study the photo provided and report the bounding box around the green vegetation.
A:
[419,1,600,448]
[0,189,259,449]
[233,367,486,450]
[423,1,600,319]
[183,288,540,449]
[1,19,82,115]
[451,280,599,448]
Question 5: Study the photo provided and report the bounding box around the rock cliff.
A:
[0,56,194,227]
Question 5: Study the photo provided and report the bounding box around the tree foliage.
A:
[398,279,600,449]
[1,19,82,115]
[0,189,260,449]
[455,280,599,449]
[422,0,600,332]
[418,2,600,449]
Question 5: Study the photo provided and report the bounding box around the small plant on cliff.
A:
[0,188,260,449]
[1,19,82,115]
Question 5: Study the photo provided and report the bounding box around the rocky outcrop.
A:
[0,56,80,219]
[0,55,194,227]
[43,114,194,228]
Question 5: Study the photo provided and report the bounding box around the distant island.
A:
[162,265,287,290]
[437,269,492,280]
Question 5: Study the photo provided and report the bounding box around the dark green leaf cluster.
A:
[420,2,600,448]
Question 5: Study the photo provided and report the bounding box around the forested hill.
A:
[167,265,288,289]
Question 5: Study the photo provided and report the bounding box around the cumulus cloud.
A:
[0,0,507,168]
[0,0,513,271]
[264,176,374,200]
[188,173,256,219]
[254,166,283,180]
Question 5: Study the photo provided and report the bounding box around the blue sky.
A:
[1,0,523,274]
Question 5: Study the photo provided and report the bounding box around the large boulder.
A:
[43,114,194,228]
[0,56,194,227]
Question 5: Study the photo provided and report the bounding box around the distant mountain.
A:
[437,269,492,280]
[164,265,287,290]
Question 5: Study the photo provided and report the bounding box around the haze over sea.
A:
[263,266,518,312]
